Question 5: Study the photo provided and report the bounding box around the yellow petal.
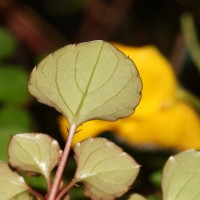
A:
[58,43,200,150]
[58,116,113,146]
[114,102,200,150]
[113,43,178,118]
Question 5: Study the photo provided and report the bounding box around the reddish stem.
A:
[28,186,45,200]
[47,124,77,200]
[56,177,77,200]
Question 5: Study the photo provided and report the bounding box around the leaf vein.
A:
[75,41,104,119]
[78,144,107,171]
[87,71,134,115]
[88,57,120,95]
[55,58,74,116]
[74,50,84,94]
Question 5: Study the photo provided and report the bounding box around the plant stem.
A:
[181,12,200,73]
[47,123,77,200]
[56,177,77,200]
[45,176,52,198]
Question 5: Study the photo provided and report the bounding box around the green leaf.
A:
[128,193,147,200]
[162,149,200,200]
[149,170,162,188]
[8,133,61,180]
[0,66,30,105]
[0,106,32,161]
[10,192,36,200]
[74,137,140,200]
[23,175,47,192]
[28,40,142,126]
[0,161,29,199]
[0,126,28,161]
[0,106,32,128]
[0,27,17,60]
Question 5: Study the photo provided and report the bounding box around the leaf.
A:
[0,161,29,199]
[0,106,32,128]
[0,27,17,60]
[0,126,27,161]
[162,149,200,200]
[8,133,61,180]
[0,66,30,105]
[23,175,47,192]
[128,193,147,200]
[10,192,36,200]
[0,106,32,161]
[74,137,140,200]
[28,40,142,126]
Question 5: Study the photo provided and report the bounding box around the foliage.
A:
[59,43,200,150]
[0,27,32,161]
[0,27,17,60]
[0,40,200,200]
[28,40,142,126]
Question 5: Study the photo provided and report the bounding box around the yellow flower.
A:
[58,43,200,150]
[113,101,200,150]
[115,44,178,118]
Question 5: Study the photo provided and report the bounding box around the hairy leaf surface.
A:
[162,149,200,200]
[28,40,142,126]
[9,133,61,180]
[128,193,147,200]
[74,137,140,200]
[0,161,30,199]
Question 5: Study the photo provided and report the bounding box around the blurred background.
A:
[0,0,200,199]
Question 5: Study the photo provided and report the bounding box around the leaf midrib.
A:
[74,42,104,122]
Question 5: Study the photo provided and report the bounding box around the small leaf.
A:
[9,133,61,180]
[0,106,32,161]
[0,27,17,60]
[23,175,47,192]
[0,66,30,105]
[10,192,36,200]
[28,40,142,126]
[0,106,32,128]
[0,127,21,161]
[128,193,147,200]
[162,149,200,200]
[0,161,29,199]
[74,137,140,200]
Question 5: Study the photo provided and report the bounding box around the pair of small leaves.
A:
[2,136,200,200]
[0,134,140,200]
[0,134,61,199]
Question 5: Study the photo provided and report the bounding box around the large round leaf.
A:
[0,161,29,199]
[9,133,61,180]
[74,137,140,200]
[162,149,200,200]
[28,40,142,126]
